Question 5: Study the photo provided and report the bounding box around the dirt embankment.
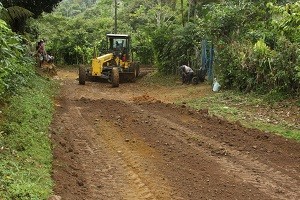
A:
[50,68,300,200]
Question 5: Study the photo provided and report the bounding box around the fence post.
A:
[207,43,214,83]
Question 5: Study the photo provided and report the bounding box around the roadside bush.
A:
[150,25,174,74]
[207,1,300,96]
[150,22,204,74]
[0,18,34,101]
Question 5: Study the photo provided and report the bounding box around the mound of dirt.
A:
[132,94,161,103]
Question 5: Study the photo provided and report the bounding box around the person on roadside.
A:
[179,65,194,84]
[37,39,47,61]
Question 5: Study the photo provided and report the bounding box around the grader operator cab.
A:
[78,34,140,87]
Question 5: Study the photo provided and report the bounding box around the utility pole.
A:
[114,0,117,34]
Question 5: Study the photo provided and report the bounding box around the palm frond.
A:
[1,6,33,24]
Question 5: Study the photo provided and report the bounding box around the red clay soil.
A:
[50,68,300,200]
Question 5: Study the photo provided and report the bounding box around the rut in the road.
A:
[51,96,300,200]
[51,97,180,200]
[151,110,299,199]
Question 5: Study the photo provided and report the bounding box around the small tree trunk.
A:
[181,0,185,27]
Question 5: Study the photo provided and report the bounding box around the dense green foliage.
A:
[0,5,34,33]
[30,0,299,96]
[0,5,56,199]
[0,17,34,101]
[28,0,114,64]
[205,1,300,95]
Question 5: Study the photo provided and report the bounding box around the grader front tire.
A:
[132,63,140,78]
[79,66,86,85]
[111,67,119,87]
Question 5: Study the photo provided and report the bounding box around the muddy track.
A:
[51,69,300,200]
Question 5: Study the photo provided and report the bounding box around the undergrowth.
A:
[0,74,58,199]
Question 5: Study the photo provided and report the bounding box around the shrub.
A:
[0,18,34,101]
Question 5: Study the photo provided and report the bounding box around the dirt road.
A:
[50,68,300,200]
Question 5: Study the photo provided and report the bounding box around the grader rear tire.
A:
[111,67,119,87]
[132,63,140,78]
[79,66,86,85]
[192,77,199,85]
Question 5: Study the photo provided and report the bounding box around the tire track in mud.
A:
[76,104,183,200]
[82,98,299,200]
[75,105,158,199]
[151,113,300,200]
[127,102,300,200]
[52,97,178,199]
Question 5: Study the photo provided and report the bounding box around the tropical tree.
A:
[1,0,63,33]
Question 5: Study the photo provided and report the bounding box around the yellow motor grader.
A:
[78,34,140,87]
